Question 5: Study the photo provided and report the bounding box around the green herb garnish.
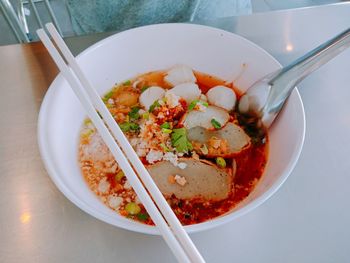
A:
[123,80,131,85]
[216,157,226,168]
[129,123,140,131]
[188,100,199,111]
[142,112,150,120]
[115,171,125,182]
[211,118,221,129]
[125,202,141,215]
[81,129,94,139]
[160,122,171,129]
[171,128,193,153]
[160,143,170,152]
[119,122,140,132]
[103,90,114,102]
[137,213,149,221]
[141,86,149,93]
[128,106,140,120]
[161,128,172,134]
[149,100,160,112]
[188,100,209,111]
[84,118,92,125]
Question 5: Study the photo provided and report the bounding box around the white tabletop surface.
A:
[1,3,350,263]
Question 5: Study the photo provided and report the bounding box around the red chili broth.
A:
[83,70,268,226]
[136,70,268,225]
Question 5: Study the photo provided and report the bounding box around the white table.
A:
[1,3,349,263]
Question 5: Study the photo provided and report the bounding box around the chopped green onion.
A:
[83,118,92,125]
[149,100,160,112]
[103,90,114,102]
[123,80,131,85]
[81,129,94,139]
[141,86,149,93]
[128,106,140,120]
[115,171,125,182]
[137,213,149,221]
[216,157,226,168]
[188,100,199,111]
[119,122,140,132]
[211,118,222,129]
[119,122,130,132]
[160,143,170,152]
[129,123,140,131]
[142,112,150,120]
[162,128,172,134]
[188,100,209,111]
[160,122,171,129]
[125,202,141,215]
[201,101,209,107]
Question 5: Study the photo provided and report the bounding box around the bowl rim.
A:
[37,23,305,235]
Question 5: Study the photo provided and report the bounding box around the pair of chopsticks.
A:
[37,23,205,263]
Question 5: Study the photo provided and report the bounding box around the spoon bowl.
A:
[239,27,350,128]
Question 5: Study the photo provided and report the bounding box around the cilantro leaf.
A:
[171,128,193,153]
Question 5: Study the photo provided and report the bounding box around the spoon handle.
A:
[264,27,350,121]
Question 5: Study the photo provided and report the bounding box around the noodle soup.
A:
[79,65,268,225]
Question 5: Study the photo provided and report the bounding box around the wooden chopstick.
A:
[37,23,205,263]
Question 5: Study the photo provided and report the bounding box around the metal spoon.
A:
[238,27,350,128]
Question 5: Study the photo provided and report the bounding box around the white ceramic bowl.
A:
[38,23,305,235]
